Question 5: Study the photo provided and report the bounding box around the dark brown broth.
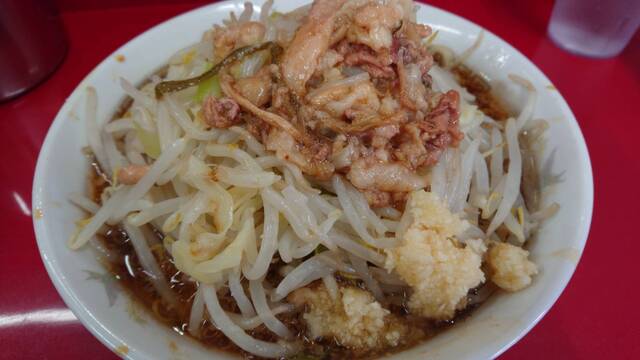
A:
[91,63,507,359]
[432,52,512,121]
[99,222,482,359]
[452,65,511,121]
[100,226,307,359]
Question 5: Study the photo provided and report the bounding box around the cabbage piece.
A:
[133,122,161,159]
[195,70,222,103]
[193,207,256,276]
[229,49,270,79]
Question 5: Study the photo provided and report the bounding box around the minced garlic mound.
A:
[486,242,538,291]
[385,190,485,321]
[289,284,408,349]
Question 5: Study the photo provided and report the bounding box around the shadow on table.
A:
[489,0,553,35]
[620,31,640,85]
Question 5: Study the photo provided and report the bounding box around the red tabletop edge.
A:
[0,0,638,359]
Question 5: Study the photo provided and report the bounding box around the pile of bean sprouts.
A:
[68,2,558,358]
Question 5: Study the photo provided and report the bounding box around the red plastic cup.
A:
[0,0,67,101]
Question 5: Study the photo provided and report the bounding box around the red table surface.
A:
[1,0,638,359]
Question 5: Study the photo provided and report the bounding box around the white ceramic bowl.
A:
[32,1,593,359]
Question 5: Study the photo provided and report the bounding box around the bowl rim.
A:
[426,6,594,360]
[32,1,594,359]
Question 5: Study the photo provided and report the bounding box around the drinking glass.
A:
[548,0,640,58]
